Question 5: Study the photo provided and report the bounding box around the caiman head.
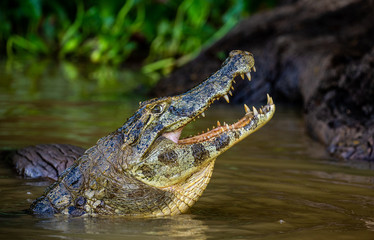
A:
[118,50,275,216]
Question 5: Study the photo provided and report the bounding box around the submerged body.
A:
[30,50,275,217]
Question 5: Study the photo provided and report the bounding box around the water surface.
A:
[0,60,373,240]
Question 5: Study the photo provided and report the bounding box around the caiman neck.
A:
[151,160,216,216]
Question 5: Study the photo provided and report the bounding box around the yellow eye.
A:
[152,104,163,114]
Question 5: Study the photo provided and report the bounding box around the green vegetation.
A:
[1,0,277,101]
[1,0,277,74]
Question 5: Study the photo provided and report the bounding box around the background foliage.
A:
[1,0,277,76]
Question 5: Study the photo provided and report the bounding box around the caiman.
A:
[29,50,275,217]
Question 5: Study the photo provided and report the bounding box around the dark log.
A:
[152,0,374,161]
[5,144,85,180]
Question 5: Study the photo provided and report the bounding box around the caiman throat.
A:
[30,50,275,217]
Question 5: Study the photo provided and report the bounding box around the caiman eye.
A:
[152,104,163,114]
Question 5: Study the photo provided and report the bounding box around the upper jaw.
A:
[163,50,256,130]
[161,50,274,145]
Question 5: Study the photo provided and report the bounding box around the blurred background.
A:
[0,0,281,101]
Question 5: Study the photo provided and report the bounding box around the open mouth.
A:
[162,64,275,145]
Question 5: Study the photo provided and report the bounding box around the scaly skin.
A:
[30,50,275,217]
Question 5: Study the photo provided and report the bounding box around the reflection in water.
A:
[1,58,153,102]
[1,60,374,239]
[35,214,208,239]
[0,203,209,239]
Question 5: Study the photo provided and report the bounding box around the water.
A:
[0,59,374,239]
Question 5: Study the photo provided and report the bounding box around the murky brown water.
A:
[1,59,374,239]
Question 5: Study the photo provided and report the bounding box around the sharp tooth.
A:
[201,112,205,117]
[231,86,234,90]
[267,94,274,105]
[233,79,236,84]
[244,104,250,113]
[207,128,210,131]
[229,90,233,96]
[223,94,230,103]
[259,108,263,114]
[240,73,245,79]
[245,72,251,81]
[217,121,221,126]
[252,66,256,72]
[252,106,258,116]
